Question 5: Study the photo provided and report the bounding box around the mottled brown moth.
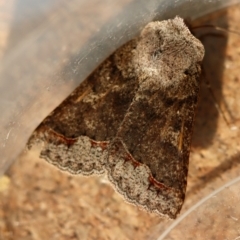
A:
[28,16,204,219]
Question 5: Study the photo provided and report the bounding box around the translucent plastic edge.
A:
[157,176,240,240]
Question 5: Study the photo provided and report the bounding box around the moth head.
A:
[133,16,205,87]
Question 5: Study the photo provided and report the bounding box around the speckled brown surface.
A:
[1,4,240,240]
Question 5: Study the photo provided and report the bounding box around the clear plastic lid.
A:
[158,176,240,239]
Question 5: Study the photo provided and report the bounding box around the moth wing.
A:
[28,40,139,175]
[106,75,200,218]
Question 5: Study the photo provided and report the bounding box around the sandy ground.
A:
[1,3,240,240]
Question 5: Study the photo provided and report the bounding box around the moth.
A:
[28,16,204,219]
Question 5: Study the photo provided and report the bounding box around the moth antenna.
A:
[192,24,240,36]
[184,17,240,39]
[190,23,239,128]
[201,69,230,128]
